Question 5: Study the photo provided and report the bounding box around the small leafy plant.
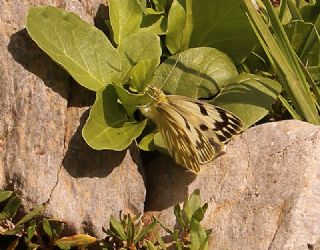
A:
[0,189,210,250]
[101,212,157,249]
[100,189,210,250]
[0,190,96,249]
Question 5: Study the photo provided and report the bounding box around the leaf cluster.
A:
[25,0,288,154]
[100,189,210,250]
[0,190,96,250]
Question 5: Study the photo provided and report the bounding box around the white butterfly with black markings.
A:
[139,86,244,173]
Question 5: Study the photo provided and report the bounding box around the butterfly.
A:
[139,86,244,174]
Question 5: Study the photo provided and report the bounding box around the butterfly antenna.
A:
[159,53,182,89]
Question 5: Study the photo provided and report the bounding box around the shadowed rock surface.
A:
[145,120,320,250]
[0,0,145,239]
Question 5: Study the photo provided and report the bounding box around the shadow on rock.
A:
[63,109,127,178]
[94,3,110,37]
[144,155,196,211]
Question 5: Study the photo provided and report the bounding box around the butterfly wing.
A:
[139,89,243,173]
[150,100,223,173]
[167,95,244,144]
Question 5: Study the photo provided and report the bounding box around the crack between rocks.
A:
[45,85,72,205]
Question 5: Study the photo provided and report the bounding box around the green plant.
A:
[0,188,210,250]
[101,212,157,249]
[241,0,320,124]
[25,0,283,156]
[157,189,211,250]
[0,190,96,249]
[101,189,210,250]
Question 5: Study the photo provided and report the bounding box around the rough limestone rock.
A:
[0,1,145,238]
[145,120,320,250]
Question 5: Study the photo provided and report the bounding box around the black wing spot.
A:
[214,120,229,131]
[217,134,226,142]
[218,109,228,121]
[230,117,242,127]
[199,124,209,131]
[221,130,232,139]
[196,102,209,116]
[226,127,237,134]
[228,122,240,130]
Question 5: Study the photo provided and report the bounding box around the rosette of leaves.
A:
[0,190,96,249]
[101,212,157,249]
[25,1,283,155]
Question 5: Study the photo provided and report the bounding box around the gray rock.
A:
[0,0,145,239]
[145,120,320,250]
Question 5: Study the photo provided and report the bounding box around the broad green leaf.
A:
[82,85,147,151]
[55,234,96,248]
[188,0,257,64]
[26,6,120,91]
[153,48,238,99]
[189,219,209,250]
[0,196,21,220]
[109,0,144,45]
[183,189,201,224]
[211,73,282,128]
[117,31,161,84]
[16,204,46,226]
[0,190,12,203]
[110,215,127,240]
[129,59,160,92]
[141,13,167,35]
[166,0,192,53]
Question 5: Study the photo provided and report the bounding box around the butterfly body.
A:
[139,87,243,173]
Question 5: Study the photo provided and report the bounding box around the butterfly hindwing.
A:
[167,95,244,143]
